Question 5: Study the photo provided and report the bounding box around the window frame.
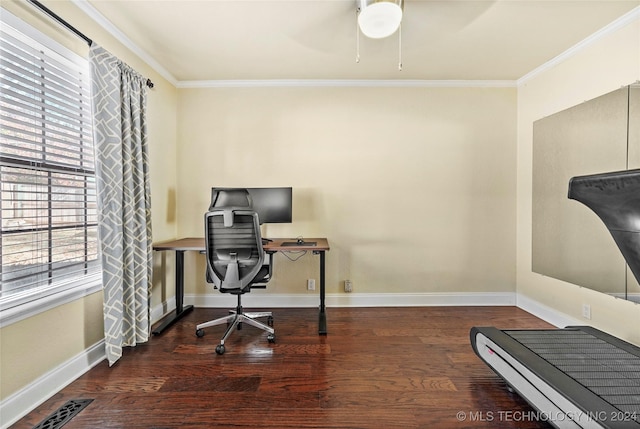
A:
[0,8,102,328]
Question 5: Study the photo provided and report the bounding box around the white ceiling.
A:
[79,0,640,84]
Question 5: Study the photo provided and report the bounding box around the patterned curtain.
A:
[89,45,152,366]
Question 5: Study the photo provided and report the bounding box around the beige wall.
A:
[0,292,104,399]
[5,0,638,414]
[516,16,640,344]
[177,86,517,296]
[0,0,178,400]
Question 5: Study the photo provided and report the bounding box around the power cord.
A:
[280,250,307,262]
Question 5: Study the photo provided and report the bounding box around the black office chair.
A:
[195,188,275,355]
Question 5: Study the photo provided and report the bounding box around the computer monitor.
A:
[210,187,292,224]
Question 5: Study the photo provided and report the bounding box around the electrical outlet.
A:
[307,279,315,291]
[344,279,353,293]
[582,304,591,320]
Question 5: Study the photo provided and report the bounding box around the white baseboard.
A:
[187,291,517,308]
[515,294,583,328]
[151,299,176,324]
[0,340,106,429]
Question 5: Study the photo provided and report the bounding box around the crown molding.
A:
[176,79,517,89]
[70,0,178,86]
[67,2,515,89]
[517,5,640,87]
[70,0,638,90]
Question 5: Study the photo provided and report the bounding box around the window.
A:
[0,10,101,325]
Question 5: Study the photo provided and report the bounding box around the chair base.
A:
[195,299,275,355]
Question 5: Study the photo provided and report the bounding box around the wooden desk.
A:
[152,237,330,335]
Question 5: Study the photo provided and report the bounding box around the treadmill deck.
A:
[471,326,640,429]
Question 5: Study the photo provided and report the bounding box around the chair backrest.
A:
[205,188,264,292]
[209,187,254,211]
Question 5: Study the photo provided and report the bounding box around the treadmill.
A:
[471,169,640,429]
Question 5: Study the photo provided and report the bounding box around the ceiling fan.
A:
[283,0,498,72]
[356,0,405,69]
[357,0,404,39]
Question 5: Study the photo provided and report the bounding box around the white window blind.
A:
[0,10,101,307]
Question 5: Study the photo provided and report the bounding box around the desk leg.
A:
[152,250,194,335]
[318,250,327,335]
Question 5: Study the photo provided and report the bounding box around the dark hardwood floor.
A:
[13,306,555,429]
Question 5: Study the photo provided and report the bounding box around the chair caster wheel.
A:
[195,329,205,338]
[267,316,274,327]
[267,333,276,343]
[215,344,225,355]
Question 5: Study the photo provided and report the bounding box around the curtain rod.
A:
[26,0,155,88]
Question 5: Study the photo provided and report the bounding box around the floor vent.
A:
[32,399,94,429]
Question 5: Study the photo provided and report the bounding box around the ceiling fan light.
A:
[358,0,403,39]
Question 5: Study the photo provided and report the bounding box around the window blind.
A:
[0,14,100,300]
